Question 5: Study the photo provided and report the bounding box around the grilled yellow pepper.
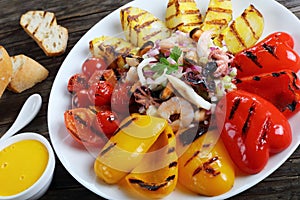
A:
[94,114,167,184]
[177,129,235,196]
[125,125,178,199]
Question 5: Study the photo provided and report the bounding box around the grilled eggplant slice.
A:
[165,0,202,33]
[89,36,136,65]
[201,0,232,44]
[120,6,171,47]
[220,4,264,54]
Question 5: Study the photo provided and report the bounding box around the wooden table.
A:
[0,0,299,199]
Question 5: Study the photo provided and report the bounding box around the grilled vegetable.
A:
[165,0,202,33]
[94,114,167,184]
[120,6,171,47]
[177,129,235,196]
[234,70,300,119]
[216,90,292,174]
[220,4,264,54]
[232,32,300,78]
[201,0,232,42]
[89,36,136,66]
[125,125,178,199]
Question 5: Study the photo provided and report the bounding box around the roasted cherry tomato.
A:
[232,32,300,78]
[216,90,292,174]
[88,69,117,87]
[82,57,107,78]
[111,83,132,115]
[67,73,88,93]
[64,108,107,147]
[93,109,120,139]
[88,81,113,106]
[234,70,300,118]
[72,89,91,108]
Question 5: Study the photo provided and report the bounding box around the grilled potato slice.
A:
[221,4,264,54]
[89,36,136,65]
[201,0,232,44]
[120,7,171,47]
[165,0,202,33]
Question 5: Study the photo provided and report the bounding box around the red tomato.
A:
[93,109,120,139]
[67,73,88,93]
[111,83,132,115]
[72,89,91,108]
[88,81,113,106]
[82,57,107,78]
[64,108,107,147]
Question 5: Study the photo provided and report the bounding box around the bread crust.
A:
[0,46,13,98]
[8,54,49,93]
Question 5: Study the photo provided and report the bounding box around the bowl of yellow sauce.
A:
[0,132,55,200]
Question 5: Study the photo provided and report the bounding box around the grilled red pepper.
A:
[234,70,300,118]
[216,90,292,174]
[232,32,300,78]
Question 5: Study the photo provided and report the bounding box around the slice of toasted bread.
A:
[8,54,49,93]
[0,46,13,98]
[20,10,68,56]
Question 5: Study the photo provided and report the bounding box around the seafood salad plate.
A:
[48,0,300,199]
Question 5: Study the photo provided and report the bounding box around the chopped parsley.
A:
[152,46,182,75]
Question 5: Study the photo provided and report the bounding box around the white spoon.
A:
[0,93,42,142]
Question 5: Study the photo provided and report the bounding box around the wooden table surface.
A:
[0,0,299,199]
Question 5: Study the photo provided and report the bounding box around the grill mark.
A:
[253,76,260,81]
[205,19,228,26]
[203,156,220,176]
[134,19,158,32]
[287,100,297,112]
[166,175,176,182]
[230,21,246,48]
[143,30,163,42]
[244,51,263,68]
[115,117,137,133]
[184,150,200,167]
[100,142,117,156]
[291,72,300,89]
[241,12,257,40]
[169,161,178,168]
[262,43,278,59]
[272,72,281,77]
[192,166,202,176]
[74,114,87,126]
[229,97,241,120]
[207,7,232,14]
[168,147,175,154]
[259,118,271,146]
[242,102,256,136]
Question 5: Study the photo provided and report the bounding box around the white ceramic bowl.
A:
[0,132,55,200]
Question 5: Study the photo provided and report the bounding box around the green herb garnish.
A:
[152,46,182,75]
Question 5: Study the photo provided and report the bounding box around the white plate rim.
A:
[48,0,300,199]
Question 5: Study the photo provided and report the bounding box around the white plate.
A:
[48,0,300,199]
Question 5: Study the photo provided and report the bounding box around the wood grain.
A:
[0,0,299,199]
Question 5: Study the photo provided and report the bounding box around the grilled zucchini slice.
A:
[120,6,171,47]
[201,0,232,39]
[221,4,264,54]
[165,0,202,33]
[89,35,136,65]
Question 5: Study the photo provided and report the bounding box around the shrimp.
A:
[157,96,194,132]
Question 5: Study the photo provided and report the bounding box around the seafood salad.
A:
[63,0,298,199]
